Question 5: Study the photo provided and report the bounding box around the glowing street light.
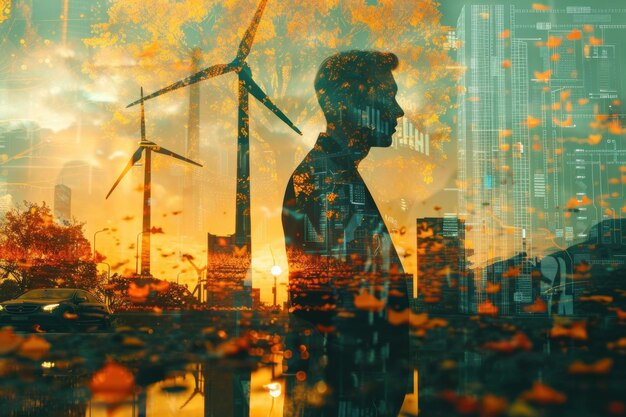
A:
[270,265,282,308]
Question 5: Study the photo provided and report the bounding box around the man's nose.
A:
[395,101,404,119]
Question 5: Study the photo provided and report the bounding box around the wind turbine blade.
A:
[127,64,234,107]
[106,147,144,199]
[243,73,302,135]
[179,391,198,410]
[153,146,203,167]
[140,87,146,141]
[236,0,269,63]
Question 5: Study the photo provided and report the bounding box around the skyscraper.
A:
[53,184,71,224]
[455,4,625,314]
[416,216,466,314]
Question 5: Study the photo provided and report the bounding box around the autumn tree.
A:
[0,201,102,296]
[104,274,198,309]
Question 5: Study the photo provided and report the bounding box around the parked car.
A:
[0,288,113,331]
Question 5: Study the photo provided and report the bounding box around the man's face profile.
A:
[361,72,404,148]
[315,51,405,150]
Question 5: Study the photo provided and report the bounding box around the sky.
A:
[1,0,624,305]
[0,0,459,305]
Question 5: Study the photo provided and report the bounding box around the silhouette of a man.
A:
[281,50,410,417]
[283,50,408,325]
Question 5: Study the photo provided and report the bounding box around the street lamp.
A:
[271,265,282,308]
[93,228,109,259]
[135,231,147,275]
[97,261,111,303]
[176,271,186,285]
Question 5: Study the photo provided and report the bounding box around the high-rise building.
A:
[53,184,71,224]
[416,216,466,314]
[456,4,626,314]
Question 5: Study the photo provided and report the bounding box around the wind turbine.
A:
[126,0,302,256]
[107,88,203,277]
[182,253,207,302]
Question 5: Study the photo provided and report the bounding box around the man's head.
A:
[314,50,404,148]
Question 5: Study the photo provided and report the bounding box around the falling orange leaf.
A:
[546,36,562,48]
[560,90,571,101]
[608,120,623,135]
[18,335,51,360]
[388,308,409,326]
[583,24,594,32]
[90,362,135,404]
[499,129,513,138]
[534,70,552,83]
[569,358,613,375]
[567,28,582,40]
[551,53,560,62]
[501,59,512,69]
[0,327,23,354]
[500,143,510,151]
[523,297,547,313]
[551,321,588,340]
[553,116,573,127]
[499,29,510,39]
[552,102,561,111]
[588,134,603,145]
[579,295,613,303]
[532,3,551,11]
[478,299,499,316]
[502,265,521,278]
[521,382,567,405]
[354,290,385,312]
[589,36,603,46]
[480,394,509,417]
[526,116,542,128]
[483,332,533,353]
[565,195,592,208]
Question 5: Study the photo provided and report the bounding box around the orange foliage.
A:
[579,295,613,303]
[521,382,567,405]
[523,297,547,313]
[501,59,511,69]
[353,290,385,312]
[608,120,624,135]
[18,335,50,360]
[534,70,552,83]
[526,116,542,128]
[546,36,562,48]
[567,29,582,40]
[565,195,592,209]
[588,134,603,145]
[0,327,23,355]
[478,299,499,316]
[502,265,521,278]
[553,115,573,127]
[498,29,510,39]
[569,358,613,375]
[532,3,551,11]
[483,332,533,353]
[90,362,136,404]
[550,321,588,341]
[589,36,603,46]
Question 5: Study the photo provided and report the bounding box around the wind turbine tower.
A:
[107,88,203,277]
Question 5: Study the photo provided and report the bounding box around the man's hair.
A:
[314,50,399,120]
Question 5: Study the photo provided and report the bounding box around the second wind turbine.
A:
[127,0,302,256]
[107,88,203,277]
